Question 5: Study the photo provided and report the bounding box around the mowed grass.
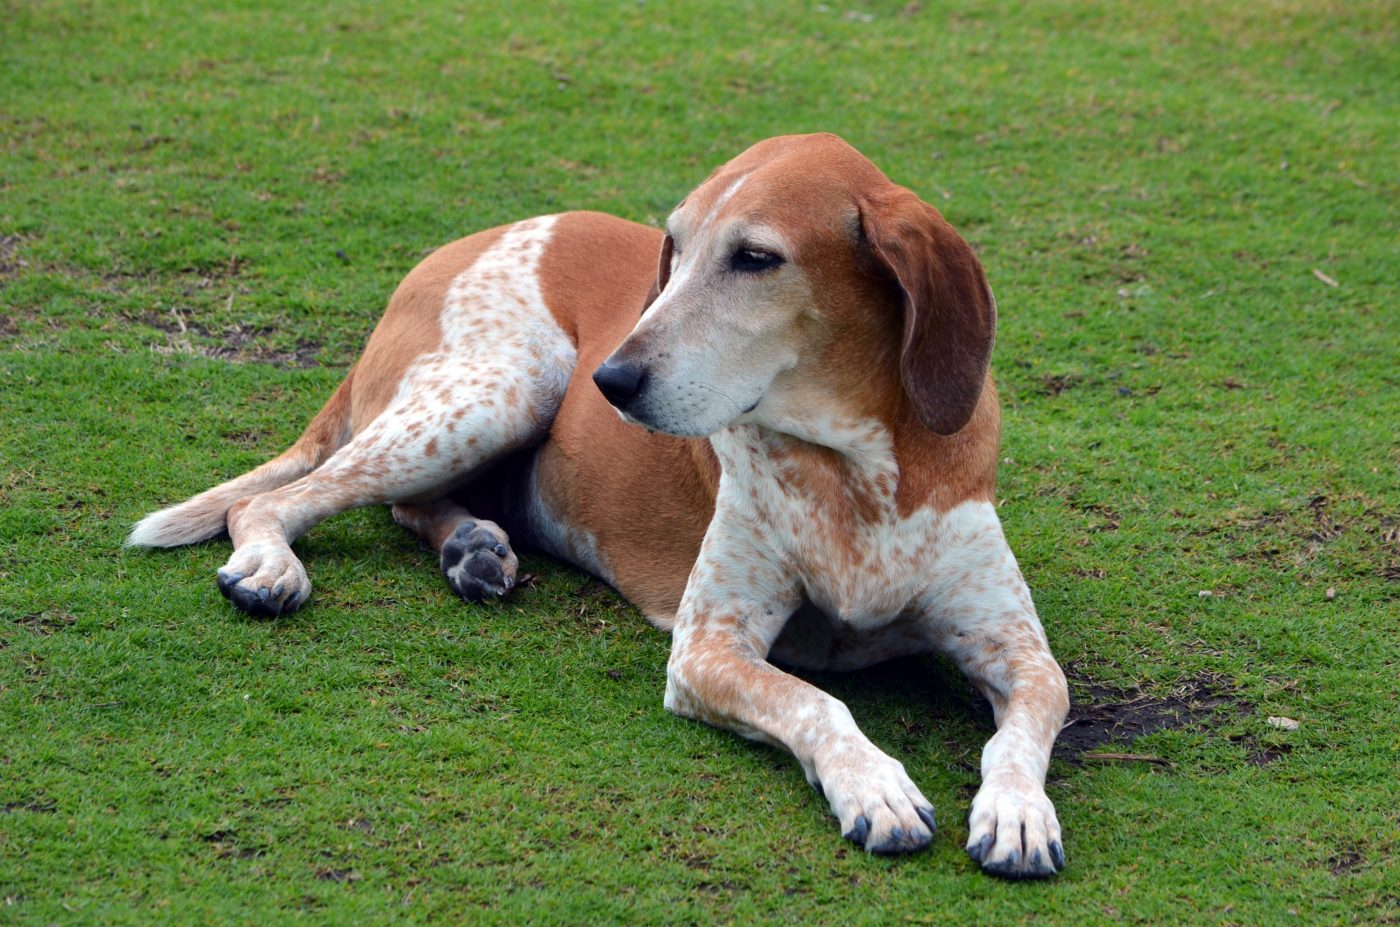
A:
[2,0,1397,923]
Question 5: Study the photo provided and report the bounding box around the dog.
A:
[129,133,1070,878]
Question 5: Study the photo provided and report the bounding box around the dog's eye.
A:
[731,248,784,273]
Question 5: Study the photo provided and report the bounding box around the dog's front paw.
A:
[440,521,518,603]
[216,542,310,618]
[966,773,1064,879]
[815,744,937,855]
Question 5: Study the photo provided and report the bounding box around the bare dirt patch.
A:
[1058,667,1251,763]
[136,309,321,368]
[12,610,76,636]
[1327,849,1364,876]
[201,828,266,860]
[1035,373,1080,396]
[0,234,31,280]
[1232,736,1293,767]
[1220,494,1399,587]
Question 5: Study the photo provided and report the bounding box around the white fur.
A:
[302,216,574,519]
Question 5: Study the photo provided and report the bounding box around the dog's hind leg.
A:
[391,499,519,602]
[127,374,356,549]
[209,215,573,616]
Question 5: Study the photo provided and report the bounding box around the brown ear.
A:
[860,187,996,435]
[641,233,674,315]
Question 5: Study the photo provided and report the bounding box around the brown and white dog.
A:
[129,134,1070,878]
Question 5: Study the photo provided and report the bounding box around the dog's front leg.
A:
[664,528,937,855]
[926,504,1071,878]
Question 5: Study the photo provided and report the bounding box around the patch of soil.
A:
[1305,495,1345,542]
[1378,515,1400,582]
[1215,495,1400,585]
[1327,849,1364,876]
[1035,373,1080,396]
[201,828,266,860]
[1058,668,1248,762]
[0,234,30,279]
[1071,500,1121,532]
[1233,737,1293,767]
[134,309,321,368]
[12,610,76,635]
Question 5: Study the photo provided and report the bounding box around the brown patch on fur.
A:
[534,212,719,623]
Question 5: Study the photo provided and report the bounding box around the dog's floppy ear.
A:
[860,186,996,436]
[640,233,675,315]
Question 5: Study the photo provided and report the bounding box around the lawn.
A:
[2,0,1397,923]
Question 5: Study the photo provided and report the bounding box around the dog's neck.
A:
[710,416,903,525]
[709,379,1000,523]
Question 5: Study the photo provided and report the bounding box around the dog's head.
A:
[594,133,996,439]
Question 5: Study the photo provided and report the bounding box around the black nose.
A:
[592,360,647,409]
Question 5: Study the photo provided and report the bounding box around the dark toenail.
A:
[217,571,244,595]
[493,544,508,557]
[916,806,937,832]
[1049,840,1066,870]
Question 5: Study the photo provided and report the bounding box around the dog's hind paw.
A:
[440,521,518,603]
[216,542,310,618]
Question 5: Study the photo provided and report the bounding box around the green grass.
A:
[3,0,1398,923]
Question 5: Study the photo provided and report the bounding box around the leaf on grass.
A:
[1267,716,1300,731]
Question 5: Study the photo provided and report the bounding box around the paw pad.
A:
[440,522,517,602]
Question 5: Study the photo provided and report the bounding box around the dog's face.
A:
[594,134,996,439]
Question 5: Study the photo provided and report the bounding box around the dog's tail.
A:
[126,370,357,548]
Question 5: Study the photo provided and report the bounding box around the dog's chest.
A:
[712,426,945,628]
[783,496,942,628]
